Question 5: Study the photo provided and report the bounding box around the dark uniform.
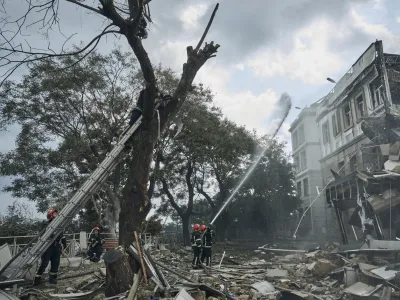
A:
[34,222,66,285]
[87,232,104,262]
[190,230,202,268]
[201,228,214,267]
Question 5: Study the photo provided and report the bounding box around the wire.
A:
[292,135,379,238]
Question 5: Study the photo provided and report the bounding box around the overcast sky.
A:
[1,0,400,217]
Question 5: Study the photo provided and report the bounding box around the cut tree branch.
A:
[194,3,219,52]
[65,0,104,15]
[159,3,220,129]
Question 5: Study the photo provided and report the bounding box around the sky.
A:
[1,0,400,217]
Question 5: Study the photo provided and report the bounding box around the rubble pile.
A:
[10,240,400,299]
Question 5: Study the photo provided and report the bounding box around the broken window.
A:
[296,181,302,197]
[332,110,342,136]
[349,156,357,172]
[300,150,307,170]
[303,178,309,196]
[369,78,384,109]
[298,124,305,145]
[322,121,330,145]
[356,94,366,118]
[342,103,353,128]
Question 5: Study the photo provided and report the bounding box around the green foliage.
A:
[143,215,163,235]
[0,201,44,237]
[0,50,181,217]
[156,98,300,238]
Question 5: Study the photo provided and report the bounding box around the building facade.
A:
[289,102,334,241]
[290,40,400,243]
[316,41,400,243]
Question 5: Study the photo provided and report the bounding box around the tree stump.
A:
[104,248,134,297]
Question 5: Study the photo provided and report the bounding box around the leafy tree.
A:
[1,0,220,293]
[0,50,140,234]
[195,118,256,241]
[153,95,256,243]
[0,200,43,238]
[229,138,300,239]
[142,215,163,236]
[0,50,206,237]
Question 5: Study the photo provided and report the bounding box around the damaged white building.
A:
[291,40,400,244]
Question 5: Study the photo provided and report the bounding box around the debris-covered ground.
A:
[13,240,400,299]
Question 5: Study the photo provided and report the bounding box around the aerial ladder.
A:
[0,99,164,281]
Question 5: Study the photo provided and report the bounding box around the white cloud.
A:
[397,17,400,23]
[351,10,400,53]
[246,19,346,84]
[195,62,280,134]
[179,4,209,31]
[372,0,385,10]
[150,40,281,134]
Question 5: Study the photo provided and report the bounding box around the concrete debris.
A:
[343,282,382,297]
[5,240,400,299]
[309,259,337,277]
[251,281,275,294]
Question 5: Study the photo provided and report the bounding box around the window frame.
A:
[342,102,353,129]
[322,121,330,145]
[355,93,366,119]
[303,178,309,197]
[332,110,342,137]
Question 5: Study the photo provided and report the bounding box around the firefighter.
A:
[87,226,104,262]
[34,209,67,285]
[200,225,214,267]
[190,224,202,269]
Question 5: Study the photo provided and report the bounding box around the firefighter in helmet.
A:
[200,224,214,267]
[34,208,67,285]
[190,224,202,269]
[87,226,104,262]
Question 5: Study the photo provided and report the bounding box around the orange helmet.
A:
[47,209,57,221]
[93,226,100,231]
[200,225,206,232]
[193,224,200,231]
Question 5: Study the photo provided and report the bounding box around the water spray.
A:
[209,93,292,226]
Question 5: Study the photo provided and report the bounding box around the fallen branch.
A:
[134,231,148,284]
[127,271,142,300]
[153,261,196,283]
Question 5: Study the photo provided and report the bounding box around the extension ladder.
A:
[2,108,150,280]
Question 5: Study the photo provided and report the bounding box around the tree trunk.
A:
[120,124,158,247]
[182,214,191,246]
[103,249,134,297]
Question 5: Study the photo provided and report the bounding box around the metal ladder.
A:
[2,112,147,280]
